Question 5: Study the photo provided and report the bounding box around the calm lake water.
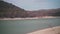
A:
[0,18,60,34]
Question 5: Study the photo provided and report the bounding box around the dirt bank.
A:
[0,16,60,20]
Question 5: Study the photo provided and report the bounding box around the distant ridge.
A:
[27,8,60,17]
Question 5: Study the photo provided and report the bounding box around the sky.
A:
[4,0,60,10]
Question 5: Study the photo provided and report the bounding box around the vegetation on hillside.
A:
[0,1,60,18]
[27,8,60,17]
[0,1,27,18]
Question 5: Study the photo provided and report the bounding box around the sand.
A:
[27,26,60,34]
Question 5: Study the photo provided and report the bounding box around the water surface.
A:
[0,18,60,34]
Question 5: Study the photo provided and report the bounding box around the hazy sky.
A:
[4,0,60,10]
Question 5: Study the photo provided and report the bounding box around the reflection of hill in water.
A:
[0,18,60,34]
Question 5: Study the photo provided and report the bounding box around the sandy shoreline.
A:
[27,26,60,34]
[0,16,60,20]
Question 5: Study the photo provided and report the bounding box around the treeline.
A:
[0,1,60,18]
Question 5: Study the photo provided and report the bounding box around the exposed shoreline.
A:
[0,16,60,20]
[27,26,60,34]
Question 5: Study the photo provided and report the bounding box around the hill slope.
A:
[0,1,60,18]
[0,1,27,18]
[27,8,60,17]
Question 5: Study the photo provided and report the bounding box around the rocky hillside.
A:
[0,1,27,18]
[27,8,60,17]
[0,1,60,18]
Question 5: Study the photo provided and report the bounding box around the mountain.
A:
[0,1,60,18]
[27,8,60,17]
[0,1,27,18]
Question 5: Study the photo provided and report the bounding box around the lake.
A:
[0,18,60,34]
